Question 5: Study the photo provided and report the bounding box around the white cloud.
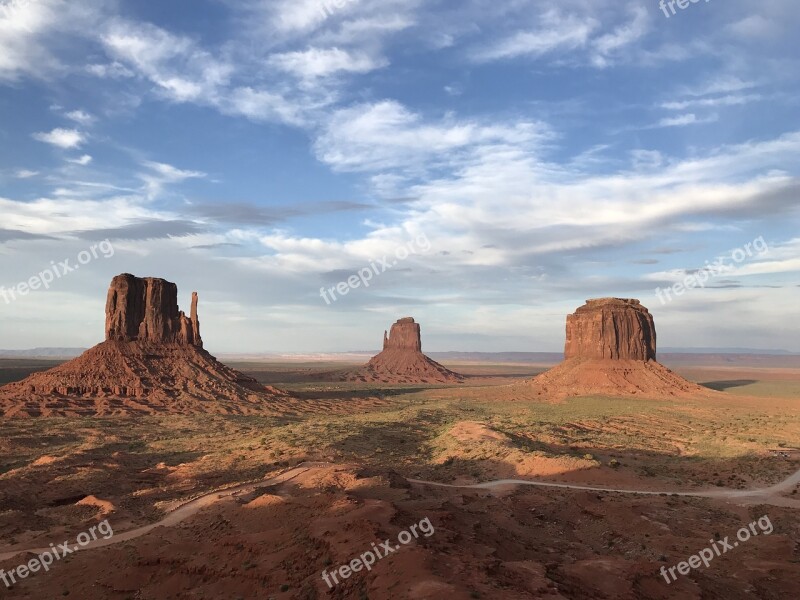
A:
[472,10,597,62]
[85,61,134,79]
[645,237,800,282]
[469,4,652,68]
[314,100,551,173]
[630,149,663,169]
[67,154,93,165]
[0,0,61,80]
[65,109,95,125]
[262,0,346,34]
[269,47,387,79]
[0,194,152,235]
[32,128,85,148]
[314,12,416,45]
[726,15,778,39]
[0,0,106,81]
[101,19,234,103]
[656,113,718,128]
[222,87,308,126]
[139,160,206,199]
[311,106,795,269]
[14,169,39,178]
[590,6,649,68]
[98,18,324,126]
[142,160,205,182]
[247,0,417,39]
[661,94,763,111]
[682,76,758,98]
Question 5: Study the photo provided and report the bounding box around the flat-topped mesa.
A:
[565,298,656,361]
[528,297,711,399]
[105,274,202,347]
[383,317,422,351]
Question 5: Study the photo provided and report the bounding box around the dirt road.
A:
[2,463,798,562]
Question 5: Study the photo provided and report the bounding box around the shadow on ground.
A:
[701,379,758,391]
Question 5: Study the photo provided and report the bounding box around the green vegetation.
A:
[0,360,798,538]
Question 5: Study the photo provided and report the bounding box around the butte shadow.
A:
[0,274,290,417]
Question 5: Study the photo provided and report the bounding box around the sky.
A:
[0,0,798,353]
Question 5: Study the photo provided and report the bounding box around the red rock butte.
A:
[0,274,289,417]
[565,298,656,361]
[529,298,711,399]
[341,317,463,384]
[383,317,422,351]
[105,274,203,346]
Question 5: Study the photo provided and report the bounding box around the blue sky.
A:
[0,0,798,353]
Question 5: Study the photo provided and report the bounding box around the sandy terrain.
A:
[0,357,798,598]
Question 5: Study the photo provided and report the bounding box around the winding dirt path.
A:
[0,463,321,563]
[409,466,800,508]
[1,463,798,562]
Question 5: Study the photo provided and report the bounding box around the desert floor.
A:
[1,358,799,599]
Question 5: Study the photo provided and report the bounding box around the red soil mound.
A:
[0,274,289,417]
[529,298,712,399]
[340,318,463,384]
[528,358,710,399]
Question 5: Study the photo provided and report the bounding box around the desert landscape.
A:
[2,1,799,598]
[0,275,798,599]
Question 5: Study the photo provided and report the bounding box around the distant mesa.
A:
[339,317,464,384]
[529,298,711,399]
[0,273,289,417]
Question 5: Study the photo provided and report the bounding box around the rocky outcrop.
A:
[383,317,422,351]
[529,298,710,399]
[0,274,289,417]
[565,298,656,361]
[339,318,463,384]
[105,274,202,347]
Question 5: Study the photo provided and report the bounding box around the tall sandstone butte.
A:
[382,317,422,352]
[0,274,289,417]
[341,317,463,384]
[528,298,710,399]
[564,298,656,361]
[105,274,202,346]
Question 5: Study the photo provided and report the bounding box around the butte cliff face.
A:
[529,298,709,399]
[564,298,656,361]
[105,274,203,346]
[342,317,463,384]
[0,274,289,417]
[383,317,422,352]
